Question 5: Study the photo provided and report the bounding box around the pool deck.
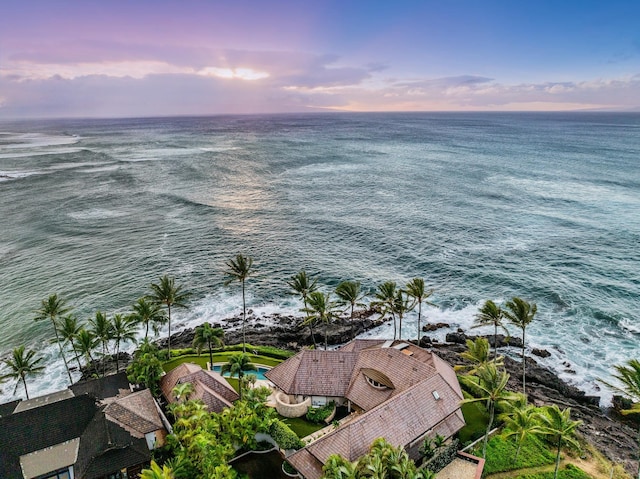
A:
[435,453,484,479]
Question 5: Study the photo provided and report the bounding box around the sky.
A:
[1,0,639,118]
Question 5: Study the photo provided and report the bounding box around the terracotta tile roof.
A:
[265,350,358,397]
[286,448,324,479]
[160,363,239,414]
[337,339,387,352]
[104,389,163,437]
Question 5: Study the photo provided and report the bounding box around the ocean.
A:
[0,112,638,404]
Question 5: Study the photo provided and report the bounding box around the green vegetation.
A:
[335,280,366,340]
[149,275,191,356]
[35,293,73,385]
[162,352,282,372]
[504,297,537,396]
[458,401,489,444]
[221,353,257,400]
[280,415,326,438]
[303,291,339,350]
[0,345,45,400]
[513,464,592,479]
[480,435,555,474]
[224,254,254,353]
[268,419,304,449]
[306,401,335,423]
[127,340,164,396]
[405,277,434,344]
[288,270,320,348]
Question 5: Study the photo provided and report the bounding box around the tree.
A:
[0,345,45,400]
[304,291,338,350]
[35,293,73,385]
[504,297,537,396]
[149,275,191,356]
[131,297,166,341]
[373,281,399,340]
[455,337,503,375]
[140,460,175,479]
[89,311,113,377]
[500,404,544,462]
[221,353,257,400]
[474,300,509,362]
[288,270,319,348]
[127,339,164,396]
[75,328,99,374]
[405,278,434,345]
[335,280,366,340]
[460,363,518,458]
[172,382,195,403]
[56,314,83,371]
[193,322,224,368]
[111,313,138,373]
[393,289,414,341]
[224,255,253,353]
[537,405,582,479]
[599,359,640,479]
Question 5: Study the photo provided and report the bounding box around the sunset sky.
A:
[1,0,639,118]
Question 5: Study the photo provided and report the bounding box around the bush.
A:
[220,344,295,360]
[422,439,459,473]
[269,420,304,450]
[306,401,335,423]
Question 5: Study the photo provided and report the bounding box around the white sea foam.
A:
[67,209,131,220]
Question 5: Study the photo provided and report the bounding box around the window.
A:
[37,467,72,479]
[365,375,389,390]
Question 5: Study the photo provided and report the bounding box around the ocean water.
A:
[0,112,639,404]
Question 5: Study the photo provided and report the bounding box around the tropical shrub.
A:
[422,439,459,473]
[306,401,335,423]
[269,420,304,450]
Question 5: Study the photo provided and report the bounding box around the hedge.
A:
[306,402,335,424]
[269,420,304,450]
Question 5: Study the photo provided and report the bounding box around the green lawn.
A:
[479,435,555,474]
[458,401,490,445]
[163,353,282,372]
[279,415,326,438]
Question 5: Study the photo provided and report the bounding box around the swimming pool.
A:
[211,365,271,381]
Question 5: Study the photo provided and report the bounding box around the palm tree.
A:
[193,322,224,368]
[537,405,582,479]
[501,404,544,462]
[405,278,434,344]
[393,289,414,340]
[460,363,518,458]
[0,345,45,400]
[221,353,257,400]
[599,359,640,479]
[56,314,83,371]
[373,281,399,340]
[474,300,509,362]
[288,270,319,347]
[224,255,253,353]
[75,328,99,373]
[304,291,338,350]
[131,297,166,341]
[149,275,191,356]
[111,313,138,373]
[172,382,195,403]
[455,337,503,375]
[504,297,537,396]
[90,311,113,377]
[34,293,73,385]
[335,280,366,340]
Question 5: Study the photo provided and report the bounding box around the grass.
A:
[162,353,282,372]
[458,401,490,445]
[479,435,555,474]
[279,415,326,438]
[512,464,593,479]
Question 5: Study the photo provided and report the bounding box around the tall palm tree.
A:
[111,313,138,373]
[500,404,544,462]
[405,278,434,345]
[335,280,366,340]
[75,328,99,372]
[224,255,253,353]
[455,337,503,375]
[504,297,537,396]
[537,405,582,479]
[474,300,509,362]
[150,275,191,356]
[460,363,518,458]
[0,345,45,400]
[193,322,224,368]
[221,353,257,400]
[34,293,73,385]
[131,297,166,341]
[393,289,414,340]
[90,311,113,377]
[304,291,338,350]
[287,270,319,348]
[373,281,399,340]
[56,314,83,371]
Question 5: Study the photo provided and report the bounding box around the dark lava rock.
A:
[532,348,551,358]
[445,331,467,344]
[422,322,448,332]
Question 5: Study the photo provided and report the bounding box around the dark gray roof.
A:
[0,399,20,417]
[0,395,98,478]
[70,372,131,400]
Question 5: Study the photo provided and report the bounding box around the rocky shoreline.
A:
[86,311,639,475]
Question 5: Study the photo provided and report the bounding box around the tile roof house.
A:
[0,375,168,479]
[265,340,466,479]
[160,362,239,412]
